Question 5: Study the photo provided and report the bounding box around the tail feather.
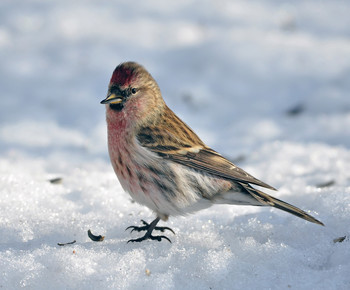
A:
[242,184,324,226]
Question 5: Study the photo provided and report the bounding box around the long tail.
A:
[242,184,324,226]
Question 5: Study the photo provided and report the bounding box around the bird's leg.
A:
[126,217,175,243]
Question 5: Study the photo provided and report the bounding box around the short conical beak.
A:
[100,93,123,104]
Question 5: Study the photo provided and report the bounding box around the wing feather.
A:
[137,106,276,191]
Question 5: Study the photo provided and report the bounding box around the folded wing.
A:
[136,106,276,190]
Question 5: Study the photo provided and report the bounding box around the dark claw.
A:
[140,219,148,226]
[154,226,175,235]
[125,225,148,233]
[127,235,172,243]
[156,235,172,243]
[125,219,149,232]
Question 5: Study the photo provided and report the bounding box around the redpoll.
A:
[101,62,323,243]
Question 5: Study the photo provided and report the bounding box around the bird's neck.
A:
[106,106,129,135]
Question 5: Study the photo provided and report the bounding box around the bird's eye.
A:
[131,88,137,94]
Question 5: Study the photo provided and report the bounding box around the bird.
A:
[100,61,323,243]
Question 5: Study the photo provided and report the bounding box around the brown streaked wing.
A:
[165,148,276,190]
[136,107,276,191]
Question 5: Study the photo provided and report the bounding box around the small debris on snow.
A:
[48,177,63,184]
[87,229,105,242]
[57,240,76,246]
[316,180,335,188]
[333,236,347,243]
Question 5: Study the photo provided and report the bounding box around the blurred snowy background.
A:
[0,0,350,289]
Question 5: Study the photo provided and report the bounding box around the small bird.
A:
[101,62,323,243]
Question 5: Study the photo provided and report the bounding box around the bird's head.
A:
[101,62,165,126]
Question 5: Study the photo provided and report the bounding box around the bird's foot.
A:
[126,219,175,234]
[126,217,175,243]
[127,233,172,243]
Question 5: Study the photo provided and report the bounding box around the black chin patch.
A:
[109,103,124,111]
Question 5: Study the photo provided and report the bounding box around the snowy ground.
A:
[1,0,350,289]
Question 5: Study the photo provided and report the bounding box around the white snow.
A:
[1,0,350,289]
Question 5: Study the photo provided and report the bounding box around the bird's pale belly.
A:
[108,139,228,219]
